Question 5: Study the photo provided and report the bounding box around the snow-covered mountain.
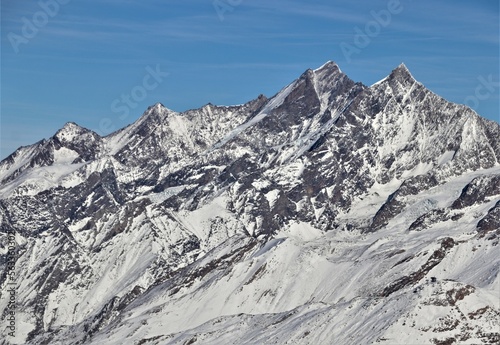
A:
[0,61,499,345]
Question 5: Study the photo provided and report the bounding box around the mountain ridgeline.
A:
[0,62,499,344]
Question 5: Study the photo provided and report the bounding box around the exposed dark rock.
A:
[0,61,498,344]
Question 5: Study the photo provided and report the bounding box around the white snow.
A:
[0,163,85,198]
[264,189,280,208]
[278,221,324,242]
[55,122,87,143]
[437,150,456,166]
[53,147,79,164]
[1,61,499,345]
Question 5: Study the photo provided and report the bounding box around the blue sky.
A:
[1,0,499,159]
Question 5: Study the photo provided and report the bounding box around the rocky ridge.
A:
[0,61,499,345]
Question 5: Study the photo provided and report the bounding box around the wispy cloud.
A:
[239,0,370,23]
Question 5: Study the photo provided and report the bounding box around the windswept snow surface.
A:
[68,201,499,345]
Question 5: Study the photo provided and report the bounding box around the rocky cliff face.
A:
[0,61,499,345]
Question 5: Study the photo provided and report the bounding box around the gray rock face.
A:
[0,61,499,344]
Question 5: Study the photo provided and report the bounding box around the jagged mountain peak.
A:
[60,121,81,129]
[369,62,417,89]
[387,62,417,85]
[106,102,176,144]
[137,102,174,121]
[313,60,340,73]
[55,121,97,143]
[277,61,359,117]
[1,60,499,345]
[395,62,410,72]
[303,60,344,81]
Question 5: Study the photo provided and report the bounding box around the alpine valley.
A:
[0,61,499,345]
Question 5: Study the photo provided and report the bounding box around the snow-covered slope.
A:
[0,61,499,345]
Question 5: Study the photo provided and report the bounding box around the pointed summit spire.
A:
[370,62,418,91]
[396,62,409,71]
[304,60,345,85]
[60,121,82,131]
[314,60,340,73]
[389,62,416,84]
[370,63,418,89]
[55,122,90,143]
